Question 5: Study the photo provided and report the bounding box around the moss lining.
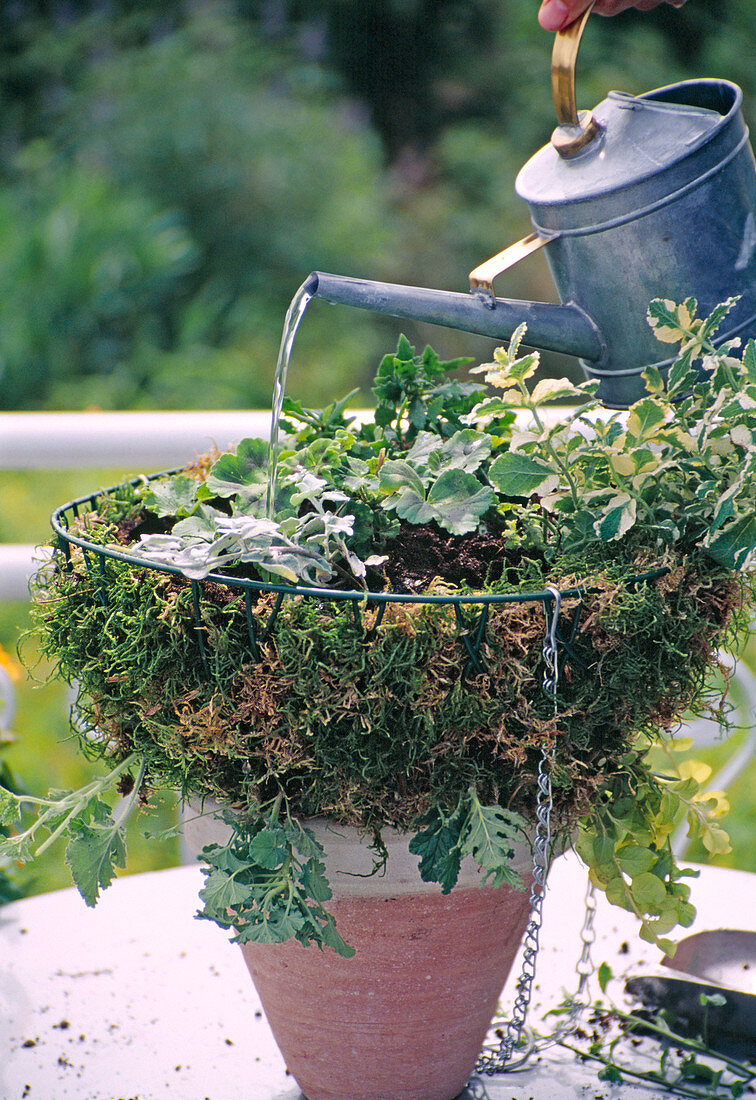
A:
[31,532,747,835]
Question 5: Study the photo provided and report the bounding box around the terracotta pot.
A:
[185,813,535,1100]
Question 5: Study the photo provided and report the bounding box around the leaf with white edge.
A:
[608,453,636,478]
[489,451,560,498]
[626,398,667,443]
[641,365,666,396]
[463,395,528,428]
[704,513,756,570]
[530,377,587,404]
[743,338,756,381]
[506,322,527,361]
[709,482,741,533]
[484,358,538,391]
[593,493,637,541]
[666,357,701,400]
[478,326,541,389]
[699,296,737,341]
[66,820,127,907]
[730,424,754,448]
[647,298,697,344]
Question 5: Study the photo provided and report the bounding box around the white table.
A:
[1,853,754,1100]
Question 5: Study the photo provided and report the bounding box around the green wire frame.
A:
[50,471,668,683]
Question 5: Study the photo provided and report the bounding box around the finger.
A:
[538,1,574,32]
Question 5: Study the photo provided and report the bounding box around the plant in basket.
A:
[2,296,755,1100]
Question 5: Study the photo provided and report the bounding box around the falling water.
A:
[265,280,314,520]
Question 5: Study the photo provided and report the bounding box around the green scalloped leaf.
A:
[205,437,269,499]
[488,451,559,498]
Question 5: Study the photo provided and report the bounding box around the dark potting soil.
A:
[375,521,516,592]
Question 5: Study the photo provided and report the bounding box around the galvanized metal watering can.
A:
[304,7,756,408]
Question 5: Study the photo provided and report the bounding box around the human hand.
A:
[538,0,687,33]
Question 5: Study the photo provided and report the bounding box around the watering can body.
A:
[306,78,756,409]
[516,78,756,407]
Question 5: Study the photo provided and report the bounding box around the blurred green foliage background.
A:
[2,0,756,897]
[2,0,756,411]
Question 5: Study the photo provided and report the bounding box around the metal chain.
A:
[539,876,598,1049]
[476,586,561,1074]
[476,586,598,1075]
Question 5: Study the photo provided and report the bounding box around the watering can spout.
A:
[304,271,604,364]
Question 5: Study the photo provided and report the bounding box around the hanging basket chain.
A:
[476,585,561,1074]
[476,584,598,1075]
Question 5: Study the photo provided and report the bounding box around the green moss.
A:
[29,533,747,841]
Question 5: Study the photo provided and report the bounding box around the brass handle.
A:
[469,231,557,299]
[550,1,601,157]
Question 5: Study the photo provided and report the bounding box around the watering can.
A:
[304,5,756,408]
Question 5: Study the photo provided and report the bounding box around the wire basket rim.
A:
[49,470,669,608]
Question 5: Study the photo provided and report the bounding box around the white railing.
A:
[0,409,271,600]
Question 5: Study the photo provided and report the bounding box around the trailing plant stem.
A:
[19,751,140,856]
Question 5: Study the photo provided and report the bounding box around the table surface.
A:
[1,851,754,1100]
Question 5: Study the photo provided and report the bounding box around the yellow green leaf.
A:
[676,759,712,785]
[700,822,732,855]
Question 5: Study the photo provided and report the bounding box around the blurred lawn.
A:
[1,468,141,544]
[1,469,755,900]
[1,468,182,898]
[1,600,181,898]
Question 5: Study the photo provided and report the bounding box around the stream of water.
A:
[265,280,314,520]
